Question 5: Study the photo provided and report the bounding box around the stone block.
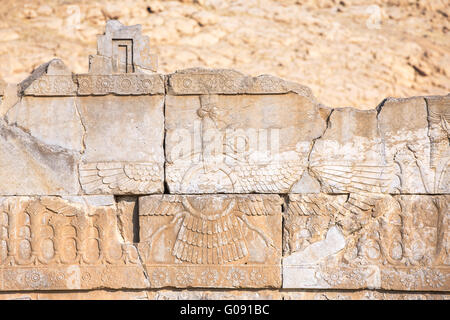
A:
[138,194,283,288]
[165,74,326,193]
[0,196,148,291]
[0,120,79,195]
[283,194,450,291]
[6,96,84,152]
[378,96,449,194]
[309,108,398,194]
[77,95,164,194]
[91,20,157,74]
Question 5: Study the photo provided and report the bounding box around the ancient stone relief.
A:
[0,196,147,290]
[165,90,326,194]
[138,195,282,288]
[0,20,448,298]
[283,194,449,291]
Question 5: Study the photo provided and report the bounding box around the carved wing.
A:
[310,162,398,194]
[288,194,346,217]
[139,195,183,216]
[39,198,83,217]
[173,212,248,264]
[289,193,378,217]
[234,161,304,193]
[79,162,161,194]
[236,194,282,216]
[288,193,381,238]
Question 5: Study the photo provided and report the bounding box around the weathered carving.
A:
[165,89,326,193]
[0,196,148,291]
[23,75,77,96]
[283,194,450,291]
[20,59,77,96]
[90,20,157,74]
[79,162,162,194]
[77,95,165,194]
[379,96,450,194]
[138,195,282,288]
[168,68,314,96]
[0,20,449,298]
[76,74,164,95]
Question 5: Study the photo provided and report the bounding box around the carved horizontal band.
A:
[22,74,165,96]
[167,69,312,96]
[76,74,164,95]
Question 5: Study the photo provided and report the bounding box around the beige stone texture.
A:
[167,68,314,96]
[0,83,20,118]
[0,290,149,300]
[282,291,450,300]
[77,95,164,194]
[1,289,448,300]
[309,108,398,194]
[0,196,148,291]
[2,1,449,110]
[283,194,449,291]
[0,78,5,97]
[0,18,448,299]
[152,289,282,300]
[90,20,157,74]
[19,59,77,96]
[6,97,84,152]
[378,96,449,194]
[116,196,138,244]
[138,194,282,288]
[76,74,164,95]
[165,78,327,193]
[0,119,80,195]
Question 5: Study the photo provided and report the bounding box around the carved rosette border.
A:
[145,265,280,289]
[76,74,165,95]
[282,265,450,291]
[168,71,312,96]
[0,265,280,290]
[22,74,165,96]
[23,75,77,96]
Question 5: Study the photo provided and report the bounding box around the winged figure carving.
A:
[141,195,281,264]
[79,162,162,194]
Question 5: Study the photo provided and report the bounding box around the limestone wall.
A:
[0,20,448,300]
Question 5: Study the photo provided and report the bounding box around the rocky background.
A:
[0,0,448,109]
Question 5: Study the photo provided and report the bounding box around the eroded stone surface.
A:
[167,68,314,96]
[0,20,449,299]
[378,96,449,194]
[1,290,447,300]
[139,194,282,288]
[0,196,148,291]
[6,97,84,152]
[283,194,450,291]
[282,291,450,300]
[19,59,77,96]
[309,108,399,194]
[0,120,79,195]
[0,78,6,97]
[90,20,157,74]
[77,95,164,194]
[165,86,327,194]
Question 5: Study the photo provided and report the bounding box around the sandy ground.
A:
[0,0,448,109]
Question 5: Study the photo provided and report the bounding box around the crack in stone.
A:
[73,97,87,154]
[305,108,334,191]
